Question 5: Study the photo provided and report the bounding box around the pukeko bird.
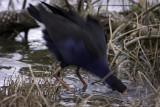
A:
[27,0,128,93]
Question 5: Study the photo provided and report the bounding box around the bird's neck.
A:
[85,59,127,93]
[85,59,116,85]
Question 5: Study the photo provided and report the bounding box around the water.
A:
[0,28,50,85]
[0,20,135,107]
[0,0,157,106]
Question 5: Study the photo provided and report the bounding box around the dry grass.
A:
[0,68,160,107]
[0,65,62,107]
[1,0,160,107]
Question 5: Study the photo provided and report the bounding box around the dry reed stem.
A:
[24,82,35,103]
[138,71,157,93]
[28,64,50,107]
[137,39,151,68]
[125,35,160,47]
[113,24,160,41]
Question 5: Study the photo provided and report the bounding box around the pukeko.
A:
[27,0,128,93]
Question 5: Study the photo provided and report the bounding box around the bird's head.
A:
[85,59,128,93]
[107,76,128,93]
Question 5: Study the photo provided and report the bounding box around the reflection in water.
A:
[0,28,54,85]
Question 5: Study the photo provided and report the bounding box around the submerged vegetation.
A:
[0,0,160,106]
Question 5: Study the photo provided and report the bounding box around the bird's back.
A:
[28,2,107,62]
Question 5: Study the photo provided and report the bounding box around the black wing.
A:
[27,2,106,59]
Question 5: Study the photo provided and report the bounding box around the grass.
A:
[1,0,160,106]
[0,61,160,107]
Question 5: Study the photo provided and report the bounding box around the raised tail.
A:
[27,3,42,22]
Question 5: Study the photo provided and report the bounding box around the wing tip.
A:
[27,3,44,22]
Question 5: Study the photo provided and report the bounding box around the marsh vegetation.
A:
[0,0,160,106]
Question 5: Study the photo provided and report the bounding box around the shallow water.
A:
[0,28,45,83]
[0,0,157,106]
[0,28,154,106]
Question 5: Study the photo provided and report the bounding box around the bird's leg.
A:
[54,67,72,91]
[76,67,88,86]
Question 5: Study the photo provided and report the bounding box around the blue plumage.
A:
[27,0,127,93]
